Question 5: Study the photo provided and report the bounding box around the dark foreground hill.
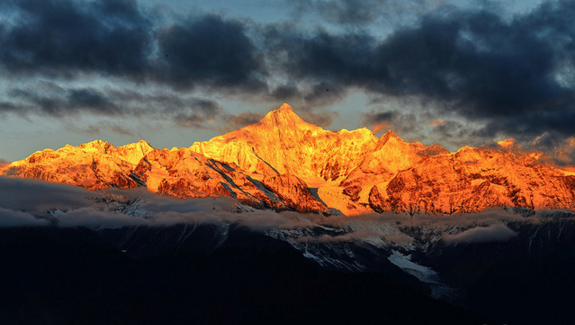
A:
[0,225,488,325]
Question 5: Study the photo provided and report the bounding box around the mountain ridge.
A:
[3,103,575,216]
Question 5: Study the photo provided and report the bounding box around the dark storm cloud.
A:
[0,0,152,78]
[5,82,226,129]
[370,111,396,122]
[0,101,19,113]
[155,15,267,92]
[1,0,575,151]
[0,1,269,121]
[223,111,265,130]
[433,120,466,139]
[171,98,225,129]
[426,119,490,149]
[9,87,119,116]
[266,80,348,109]
[288,0,394,25]
[102,89,223,117]
[265,27,374,88]
[0,1,267,92]
[526,131,575,166]
[361,108,422,135]
[269,1,575,142]
[65,122,135,137]
[67,89,115,111]
[298,109,336,127]
[111,125,134,136]
[262,25,372,106]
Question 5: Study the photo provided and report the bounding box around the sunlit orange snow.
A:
[4,103,575,216]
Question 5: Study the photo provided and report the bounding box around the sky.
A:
[1,0,575,164]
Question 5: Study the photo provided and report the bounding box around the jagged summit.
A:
[278,102,294,112]
[79,139,113,154]
[376,130,402,147]
[257,102,316,130]
[382,130,400,140]
[190,103,379,183]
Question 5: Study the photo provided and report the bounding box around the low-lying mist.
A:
[0,176,570,245]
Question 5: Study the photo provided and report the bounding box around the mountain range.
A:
[3,104,575,324]
[3,103,575,216]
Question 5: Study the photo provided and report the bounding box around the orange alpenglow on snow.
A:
[4,103,575,216]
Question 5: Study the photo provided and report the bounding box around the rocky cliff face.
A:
[381,146,575,214]
[3,140,150,190]
[4,103,575,215]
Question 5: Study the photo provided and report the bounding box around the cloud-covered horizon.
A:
[0,176,565,250]
[442,224,518,244]
[1,0,575,162]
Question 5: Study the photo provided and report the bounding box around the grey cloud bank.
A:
[0,177,567,248]
[443,223,518,244]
